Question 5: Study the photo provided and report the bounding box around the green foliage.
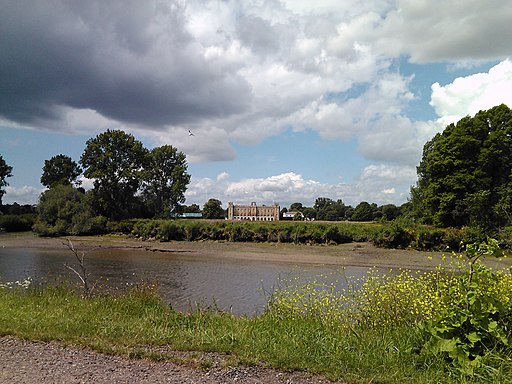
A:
[411,104,512,229]
[40,154,82,188]
[123,219,382,245]
[351,201,379,221]
[80,129,148,220]
[418,239,512,374]
[33,184,106,236]
[202,198,225,219]
[373,223,415,249]
[313,197,349,221]
[142,145,190,218]
[0,214,35,232]
[0,154,13,206]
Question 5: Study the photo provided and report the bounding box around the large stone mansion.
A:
[227,202,280,221]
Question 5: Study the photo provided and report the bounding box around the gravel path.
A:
[0,336,343,384]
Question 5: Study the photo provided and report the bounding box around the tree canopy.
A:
[80,130,148,220]
[202,198,225,219]
[0,155,13,206]
[143,145,190,217]
[41,154,82,188]
[410,104,512,229]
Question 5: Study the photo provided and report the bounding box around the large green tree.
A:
[0,155,13,207]
[143,145,190,217]
[202,198,225,219]
[34,184,106,236]
[80,130,148,220]
[410,104,512,228]
[314,197,348,221]
[41,154,82,188]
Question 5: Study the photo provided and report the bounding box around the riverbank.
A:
[3,233,512,383]
[2,232,512,271]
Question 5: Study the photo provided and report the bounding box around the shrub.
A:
[183,221,203,241]
[108,220,136,234]
[0,214,35,232]
[373,224,414,249]
[414,227,444,250]
[70,214,108,235]
[158,221,183,241]
[418,239,512,373]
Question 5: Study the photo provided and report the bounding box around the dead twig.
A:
[63,239,93,296]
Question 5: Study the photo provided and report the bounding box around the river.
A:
[0,245,375,315]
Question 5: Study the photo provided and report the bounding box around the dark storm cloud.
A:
[0,0,252,129]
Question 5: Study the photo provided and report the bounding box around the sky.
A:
[1,0,512,210]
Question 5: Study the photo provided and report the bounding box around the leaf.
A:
[436,338,459,353]
[467,332,481,345]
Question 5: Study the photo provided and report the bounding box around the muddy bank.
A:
[2,232,511,271]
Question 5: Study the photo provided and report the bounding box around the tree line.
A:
[2,104,512,236]
[1,129,191,235]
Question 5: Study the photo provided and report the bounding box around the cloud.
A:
[186,168,414,208]
[0,0,420,166]
[379,0,512,63]
[1,0,510,195]
[3,186,44,205]
[0,1,251,129]
[430,59,512,124]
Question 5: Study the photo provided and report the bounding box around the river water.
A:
[0,246,376,315]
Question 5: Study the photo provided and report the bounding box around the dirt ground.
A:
[0,336,343,384]
[1,233,511,383]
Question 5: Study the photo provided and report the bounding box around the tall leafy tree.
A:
[410,104,512,228]
[80,130,148,220]
[0,155,13,207]
[143,145,190,217]
[41,154,82,188]
[314,197,348,220]
[202,198,225,219]
[351,201,378,221]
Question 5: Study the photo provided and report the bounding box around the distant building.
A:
[282,211,304,220]
[227,202,280,221]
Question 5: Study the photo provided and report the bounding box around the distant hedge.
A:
[0,214,36,232]
[110,219,381,245]
[108,219,510,252]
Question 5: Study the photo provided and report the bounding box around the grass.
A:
[2,259,512,384]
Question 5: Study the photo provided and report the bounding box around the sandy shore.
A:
[2,232,511,271]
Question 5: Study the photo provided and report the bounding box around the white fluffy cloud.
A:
[430,59,512,125]
[186,168,414,208]
[3,186,44,205]
[2,1,511,207]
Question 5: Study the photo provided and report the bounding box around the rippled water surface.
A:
[0,246,373,315]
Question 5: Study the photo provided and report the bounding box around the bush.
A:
[413,227,444,250]
[70,214,108,235]
[418,239,512,373]
[108,220,136,234]
[0,214,35,232]
[158,221,183,241]
[372,224,414,249]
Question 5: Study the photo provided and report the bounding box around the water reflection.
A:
[0,247,373,315]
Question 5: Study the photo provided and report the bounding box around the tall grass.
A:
[2,245,512,383]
